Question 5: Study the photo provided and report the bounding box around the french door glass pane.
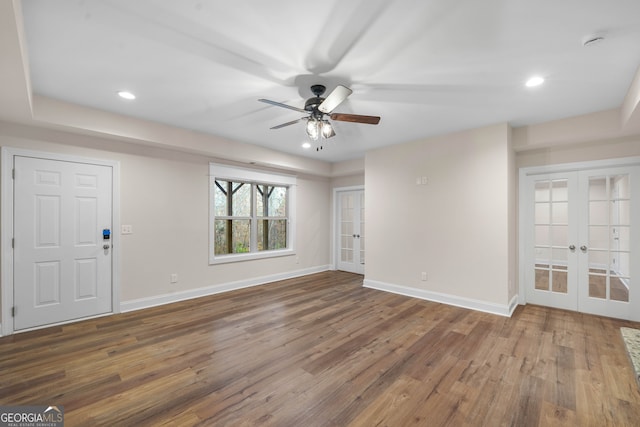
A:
[612,174,630,199]
[551,202,568,224]
[535,268,549,290]
[552,180,568,201]
[551,225,568,246]
[535,202,550,223]
[587,173,632,303]
[589,201,608,225]
[589,273,607,299]
[589,226,608,250]
[552,270,568,293]
[535,226,550,246]
[611,277,630,302]
[535,181,550,202]
[613,226,630,251]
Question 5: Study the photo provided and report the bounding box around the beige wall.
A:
[0,123,331,306]
[364,124,513,307]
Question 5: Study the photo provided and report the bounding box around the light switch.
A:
[121,224,133,234]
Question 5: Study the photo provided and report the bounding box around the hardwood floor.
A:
[1,271,639,426]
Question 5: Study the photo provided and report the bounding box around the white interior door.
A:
[525,172,579,311]
[13,156,113,330]
[337,190,365,274]
[577,167,638,320]
[524,164,639,321]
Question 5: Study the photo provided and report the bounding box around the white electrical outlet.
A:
[170,273,178,283]
[421,272,428,281]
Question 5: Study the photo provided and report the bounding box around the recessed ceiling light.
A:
[302,142,311,149]
[525,76,544,88]
[117,91,136,100]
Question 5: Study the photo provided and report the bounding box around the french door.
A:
[524,165,639,321]
[336,190,365,274]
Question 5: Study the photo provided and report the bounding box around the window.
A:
[209,163,296,264]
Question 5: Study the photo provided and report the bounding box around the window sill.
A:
[209,248,295,265]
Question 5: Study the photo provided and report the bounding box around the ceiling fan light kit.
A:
[259,84,380,151]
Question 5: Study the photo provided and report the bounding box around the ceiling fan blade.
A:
[258,98,307,114]
[319,85,353,113]
[270,118,304,129]
[330,113,380,125]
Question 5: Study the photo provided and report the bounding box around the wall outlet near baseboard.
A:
[421,272,428,281]
[170,273,178,283]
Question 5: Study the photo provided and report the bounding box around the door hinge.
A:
[11,306,16,317]
[12,168,15,179]
[11,238,14,249]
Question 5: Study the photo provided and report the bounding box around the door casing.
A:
[1,147,121,336]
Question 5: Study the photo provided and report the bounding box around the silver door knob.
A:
[103,244,110,250]
[569,244,576,250]
[580,245,587,252]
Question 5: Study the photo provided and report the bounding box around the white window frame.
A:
[209,163,296,264]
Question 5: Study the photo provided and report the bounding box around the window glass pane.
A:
[214,219,228,255]
[232,183,251,217]
[269,186,287,217]
[257,219,287,251]
[214,180,229,217]
[214,219,251,255]
[257,185,287,217]
[231,220,250,253]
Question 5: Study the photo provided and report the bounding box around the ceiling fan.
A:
[258,84,380,145]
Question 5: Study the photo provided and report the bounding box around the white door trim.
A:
[518,156,640,308]
[1,147,121,336]
[332,185,364,271]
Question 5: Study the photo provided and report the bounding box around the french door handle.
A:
[569,244,576,251]
[580,245,587,252]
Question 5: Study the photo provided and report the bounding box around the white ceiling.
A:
[18,0,640,162]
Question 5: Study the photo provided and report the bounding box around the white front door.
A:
[13,156,113,330]
[337,190,365,274]
[524,164,639,321]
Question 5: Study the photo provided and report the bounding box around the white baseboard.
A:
[363,279,517,317]
[120,265,331,313]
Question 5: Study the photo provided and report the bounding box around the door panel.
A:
[14,156,113,330]
[578,167,637,319]
[526,173,578,311]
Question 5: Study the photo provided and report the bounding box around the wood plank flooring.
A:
[1,271,640,426]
